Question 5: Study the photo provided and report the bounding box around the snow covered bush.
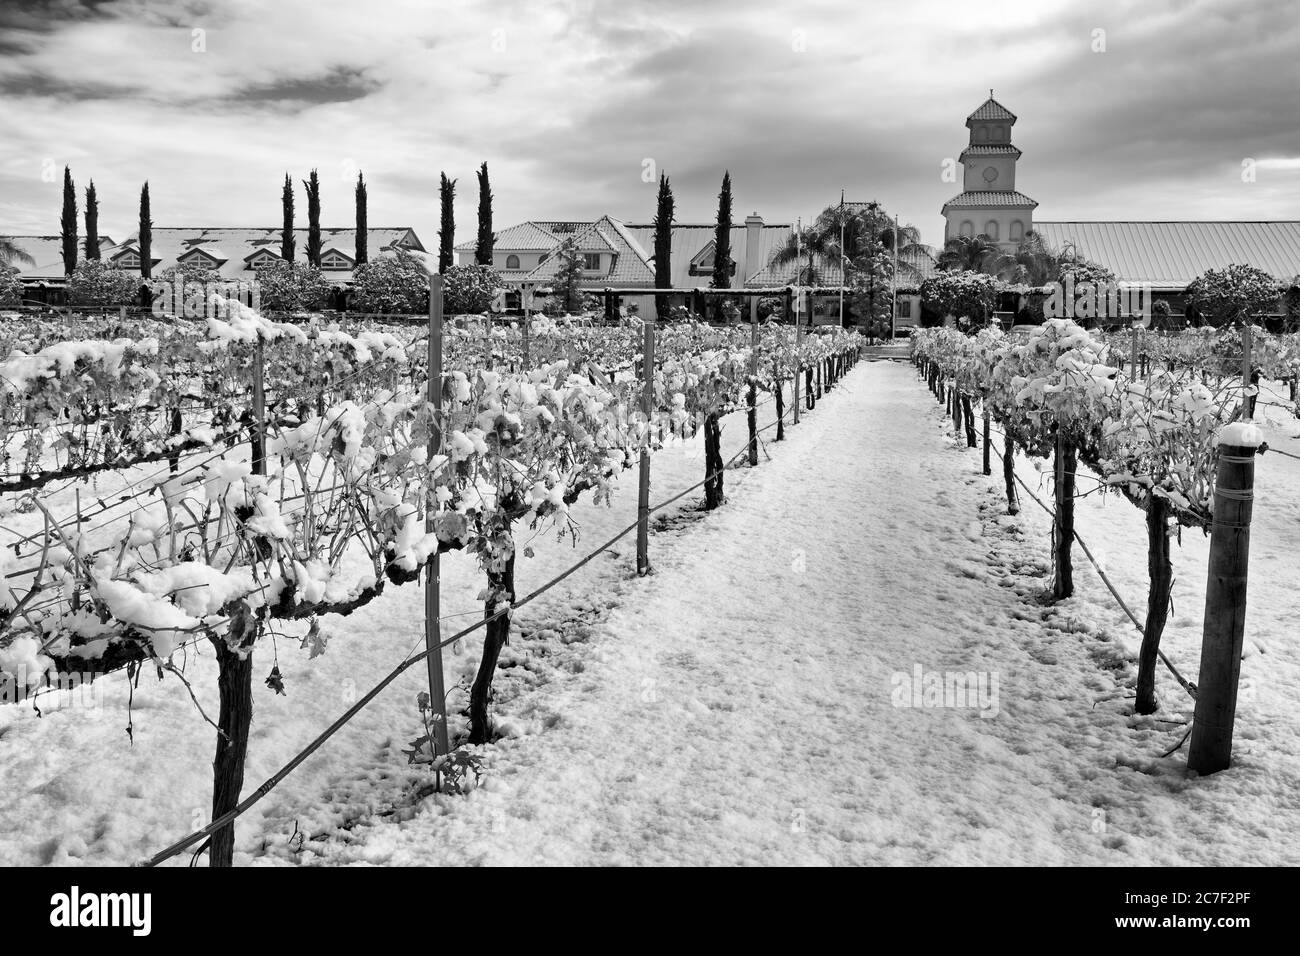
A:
[920,271,1001,327]
[68,260,141,307]
[0,266,22,307]
[1185,264,1280,327]
[351,249,431,314]
[442,263,503,315]
[255,259,329,312]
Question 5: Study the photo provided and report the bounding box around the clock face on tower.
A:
[982,166,999,184]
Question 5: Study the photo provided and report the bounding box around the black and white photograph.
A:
[0,0,1292,917]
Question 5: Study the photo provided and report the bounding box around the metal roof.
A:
[1034,221,1300,288]
[0,235,116,274]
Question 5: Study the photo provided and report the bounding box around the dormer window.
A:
[247,251,281,270]
[320,250,354,271]
[687,240,736,277]
[506,254,521,269]
[582,253,601,271]
[116,251,141,269]
[181,251,219,270]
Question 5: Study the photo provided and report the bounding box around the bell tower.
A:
[942,91,1037,248]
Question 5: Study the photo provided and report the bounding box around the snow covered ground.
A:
[3,358,1297,866]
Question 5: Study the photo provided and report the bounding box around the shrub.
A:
[255,260,329,312]
[1185,264,1279,327]
[68,259,141,306]
[0,266,21,307]
[350,249,430,314]
[442,263,502,315]
[1151,299,1172,330]
[920,270,1001,326]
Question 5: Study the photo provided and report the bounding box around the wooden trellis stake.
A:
[747,298,758,466]
[793,289,801,425]
[251,337,266,477]
[1188,431,1256,774]
[636,316,654,576]
[982,405,992,475]
[424,275,451,763]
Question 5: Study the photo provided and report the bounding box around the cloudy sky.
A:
[1,0,1298,249]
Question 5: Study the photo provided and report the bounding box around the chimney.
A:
[743,212,763,286]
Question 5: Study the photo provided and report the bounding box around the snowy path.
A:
[306,360,1297,866]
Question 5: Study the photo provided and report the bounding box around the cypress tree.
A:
[354,171,367,265]
[281,174,295,262]
[84,181,100,260]
[303,169,321,267]
[711,170,732,290]
[475,162,493,265]
[138,182,152,280]
[438,172,456,274]
[61,166,77,276]
[653,173,674,319]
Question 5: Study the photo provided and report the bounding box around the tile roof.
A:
[1034,221,1300,288]
[942,190,1038,209]
[621,222,794,289]
[959,144,1022,158]
[454,220,564,252]
[523,216,655,285]
[454,217,801,288]
[967,97,1017,124]
[19,227,425,283]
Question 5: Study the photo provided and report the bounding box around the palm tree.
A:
[987,231,1061,286]
[768,200,930,285]
[936,233,1003,273]
[0,239,35,269]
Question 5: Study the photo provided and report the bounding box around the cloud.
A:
[0,0,1297,248]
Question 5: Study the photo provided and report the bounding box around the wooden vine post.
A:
[747,298,758,466]
[1242,322,1255,419]
[251,336,266,476]
[521,283,531,368]
[1052,428,1076,600]
[982,405,991,475]
[1188,428,1257,773]
[636,316,653,576]
[792,288,802,424]
[424,275,451,761]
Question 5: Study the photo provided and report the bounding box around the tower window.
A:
[959,220,974,237]
[985,221,1000,241]
[975,126,988,143]
[1010,220,1024,242]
